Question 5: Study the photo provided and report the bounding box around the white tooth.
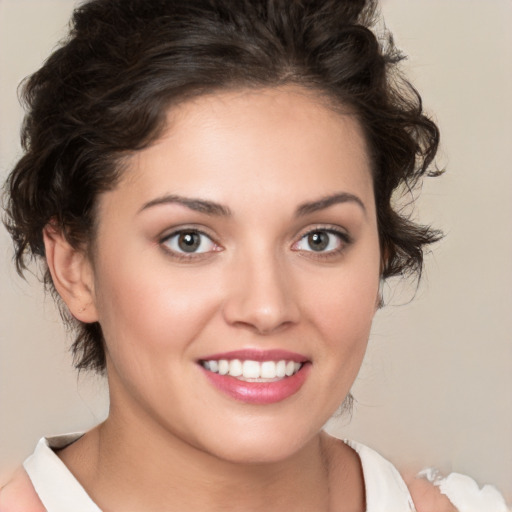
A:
[242,360,260,379]
[218,359,229,375]
[285,360,296,376]
[276,360,286,378]
[203,361,210,370]
[293,362,301,373]
[229,359,243,377]
[261,361,277,379]
[208,360,219,373]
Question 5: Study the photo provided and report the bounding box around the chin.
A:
[190,413,323,466]
[211,436,311,466]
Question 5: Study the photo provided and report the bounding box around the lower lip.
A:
[201,364,310,405]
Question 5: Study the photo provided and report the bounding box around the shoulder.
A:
[405,469,510,512]
[404,474,457,512]
[0,466,45,512]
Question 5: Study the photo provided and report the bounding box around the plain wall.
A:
[1,0,511,501]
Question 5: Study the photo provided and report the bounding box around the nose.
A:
[222,251,300,335]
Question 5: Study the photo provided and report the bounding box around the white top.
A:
[23,433,417,512]
[24,434,101,512]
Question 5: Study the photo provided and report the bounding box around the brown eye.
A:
[178,232,201,252]
[163,230,217,255]
[307,231,329,252]
[293,228,349,254]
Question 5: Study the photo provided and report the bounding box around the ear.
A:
[43,223,99,323]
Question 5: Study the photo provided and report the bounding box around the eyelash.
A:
[159,225,352,262]
[159,228,222,261]
[292,226,352,259]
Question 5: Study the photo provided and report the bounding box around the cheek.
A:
[93,253,222,361]
[302,259,380,359]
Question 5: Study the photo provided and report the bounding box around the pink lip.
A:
[201,366,310,404]
[199,349,308,363]
[199,349,311,404]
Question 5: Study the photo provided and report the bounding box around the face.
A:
[87,87,380,463]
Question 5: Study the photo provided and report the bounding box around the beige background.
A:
[1,0,511,502]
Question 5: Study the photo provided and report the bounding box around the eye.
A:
[293,229,349,254]
[162,229,219,256]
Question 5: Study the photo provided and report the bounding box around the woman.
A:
[0,0,509,510]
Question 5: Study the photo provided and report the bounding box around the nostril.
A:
[230,318,295,336]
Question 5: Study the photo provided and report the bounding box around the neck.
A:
[96,414,330,511]
[58,401,364,512]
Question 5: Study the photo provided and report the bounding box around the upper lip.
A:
[198,349,309,363]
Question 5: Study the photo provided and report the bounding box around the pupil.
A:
[308,231,328,251]
[178,232,200,252]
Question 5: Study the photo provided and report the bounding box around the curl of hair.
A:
[3,0,441,373]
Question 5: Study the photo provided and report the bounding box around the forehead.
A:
[110,86,374,216]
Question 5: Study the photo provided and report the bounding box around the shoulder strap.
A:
[23,436,101,512]
[345,440,417,512]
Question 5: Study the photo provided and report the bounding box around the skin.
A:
[0,87,456,511]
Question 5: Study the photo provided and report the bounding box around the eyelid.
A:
[295,224,352,242]
[291,225,352,255]
[159,226,222,260]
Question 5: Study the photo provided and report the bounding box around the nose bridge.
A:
[223,241,298,334]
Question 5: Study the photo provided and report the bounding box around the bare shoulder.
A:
[403,473,457,512]
[0,466,45,512]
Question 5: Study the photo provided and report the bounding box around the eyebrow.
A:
[296,192,366,217]
[139,195,232,216]
[139,191,365,218]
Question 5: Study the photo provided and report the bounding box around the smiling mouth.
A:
[200,359,303,382]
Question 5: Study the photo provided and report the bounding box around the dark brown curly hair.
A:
[3,0,441,373]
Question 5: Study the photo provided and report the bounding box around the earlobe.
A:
[43,223,98,323]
